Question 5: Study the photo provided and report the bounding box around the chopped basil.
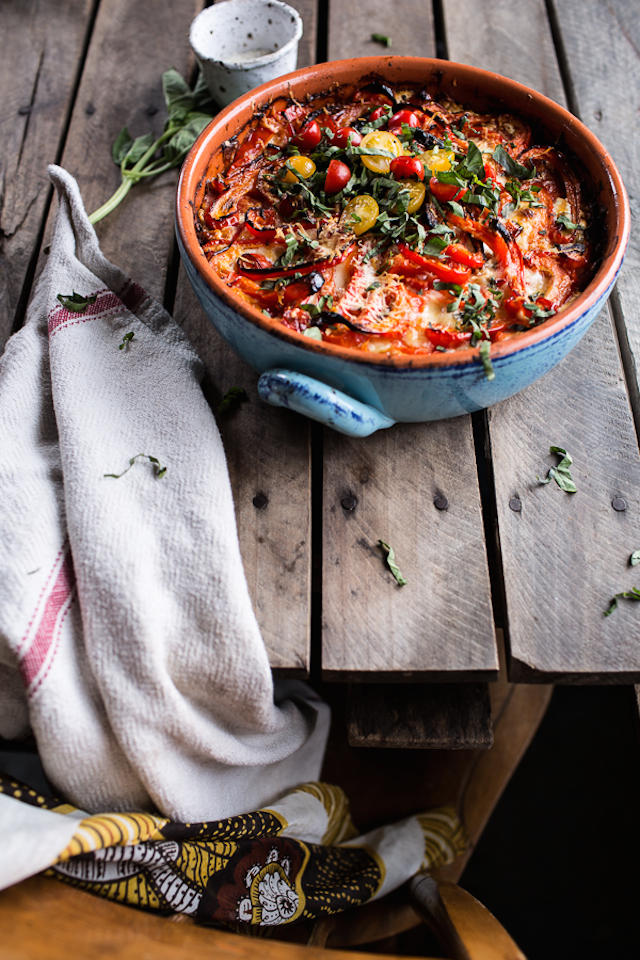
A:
[479,339,495,380]
[630,551,640,566]
[56,292,97,313]
[493,145,535,180]
[119,331,135,350]
[371,32,392,47]
[104,453,167,480]
[604,587,640,617]
[556,213,580,231]
[537,446,577,493]
[378,540,408,586]
[303,326,323,340]
[218,386,248,413]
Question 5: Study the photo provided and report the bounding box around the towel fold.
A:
[0,166,328,822]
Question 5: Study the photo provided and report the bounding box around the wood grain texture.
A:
[328,0,435,61]
[322,419,497,681]
[322,3,497,686]
[0,0,95,348]
[491,311,640,681]
[548,1,640,426]
[0,875,434,960]
[348,683,493,749]
[446,0,640,682]
[172,280,312,676]
[443,0,565,104]
[174,0,319,673]
[38,0,201,302]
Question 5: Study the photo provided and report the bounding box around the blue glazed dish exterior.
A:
[178,232,621,423]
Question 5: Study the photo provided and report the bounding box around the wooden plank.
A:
[0,0,96,349]
[321,1,498,687]
[445,0,640,682]
[348,683,493,749]
[173,0,319,675]
[171,282,312,676]
[442,0,566,104]
[328,0,435,60]
[39,0,201,302]
[548,2,640,419]
[322,420,498,681]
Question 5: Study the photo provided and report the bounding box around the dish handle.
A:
[257,368,395,437]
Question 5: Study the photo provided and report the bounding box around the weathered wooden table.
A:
[4,0,640,750]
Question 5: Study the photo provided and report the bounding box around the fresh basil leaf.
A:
[378,540,408,586]
[164,113,211,163]
[493,145,535,180]
[162,67,194,121]
[371,32,392,47]
[448,200,465,218]
[190,69,217,113]
[463,140,485,179]
[112,127,133,166]
[56,292,97,313]
[123,132,155,167]
[119,331,135,350]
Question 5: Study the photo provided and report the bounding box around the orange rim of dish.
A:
[177,56,630,370]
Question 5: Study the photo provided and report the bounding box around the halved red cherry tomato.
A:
[332,126,363,148]
[396,242,471,284]
[425,327,473,348]
[388,110,419,134]
[245,207,279,242]
[369,107,387,122]
[292,119,322,151]
[390,156,425,181]
[324,158,352,194]
[429,176,464,203]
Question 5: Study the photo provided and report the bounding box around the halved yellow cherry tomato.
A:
[283,156,317,182]
[343,195,380,235]
[418,148,455,173]
[397,179,426,213]
[360,131,403,173]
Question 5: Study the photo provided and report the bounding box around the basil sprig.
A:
[89,69,216,224]
[604,587,640,617]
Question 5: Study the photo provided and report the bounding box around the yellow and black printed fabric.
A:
[0,773,467,929]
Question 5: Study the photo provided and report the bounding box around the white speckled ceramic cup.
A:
[190,0,303,107]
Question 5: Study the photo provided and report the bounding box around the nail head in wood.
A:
[252,493,268,509]
[509,497,522,512]
[434,495,449,511]
[85,102,95,115]
[341,496,357,511]
[612,498,627,512]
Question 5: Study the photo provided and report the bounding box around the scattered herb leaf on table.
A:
[604,587,640,617]
[537,445,577,493]
[104,453,167,480]
[56,292,97,312]
[378,540,408,586]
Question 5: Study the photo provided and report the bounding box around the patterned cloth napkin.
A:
[0,773,467,926]
[0,166,329,823]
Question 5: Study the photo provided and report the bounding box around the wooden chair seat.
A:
[0,634,549,959]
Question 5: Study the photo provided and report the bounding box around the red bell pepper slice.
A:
[425,327,473,349]
[396,242,471,285]
[447,213,526,296]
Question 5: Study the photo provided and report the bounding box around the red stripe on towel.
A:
[20,549,77,692]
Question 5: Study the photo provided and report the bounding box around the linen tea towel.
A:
[0,165,329,823]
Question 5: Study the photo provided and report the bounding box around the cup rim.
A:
[190,0,303,69]
[177,55,630,372]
